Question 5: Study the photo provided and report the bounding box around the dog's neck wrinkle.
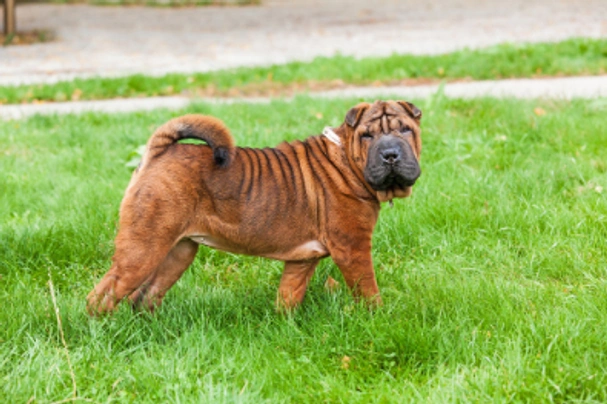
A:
[296,134,376,204]
[346,144,378,202]
[329,127,379,203]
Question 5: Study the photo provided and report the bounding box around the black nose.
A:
[380,147,401,164]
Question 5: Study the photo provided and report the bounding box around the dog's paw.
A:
[86,276,119,316]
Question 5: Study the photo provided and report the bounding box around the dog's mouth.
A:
[365,165,419,202]
[376,184,413,202]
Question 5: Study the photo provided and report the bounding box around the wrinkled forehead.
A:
[358,101,418,133]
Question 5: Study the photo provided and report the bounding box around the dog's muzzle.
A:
[364,134,421,191]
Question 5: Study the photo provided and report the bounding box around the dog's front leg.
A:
[330,243,382,307]
[276,260,319,310]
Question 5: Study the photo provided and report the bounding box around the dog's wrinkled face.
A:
[344,100,422,202]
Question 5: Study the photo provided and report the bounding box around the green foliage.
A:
[1,97,606,402]
[1,37,606,104]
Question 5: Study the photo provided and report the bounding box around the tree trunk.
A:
[3,0,16,36]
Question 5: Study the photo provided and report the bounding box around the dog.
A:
[87,100,422,314]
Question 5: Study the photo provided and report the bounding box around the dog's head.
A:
[342,100,422,202]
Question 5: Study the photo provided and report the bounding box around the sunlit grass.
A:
[1,96,606,402]
[1,37,606,104]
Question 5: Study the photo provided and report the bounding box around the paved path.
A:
[3,75,607,120]
[1,1,606,120]
[1,0,606,86]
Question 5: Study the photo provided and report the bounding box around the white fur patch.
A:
[190,235,328,261]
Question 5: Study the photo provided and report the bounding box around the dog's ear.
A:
[397,101,422,121]
[345,103,370,127]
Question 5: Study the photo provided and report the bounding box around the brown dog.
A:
[87,100,422,314]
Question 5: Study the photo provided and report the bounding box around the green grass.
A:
[1,96,607,402]
[1,37,606,104]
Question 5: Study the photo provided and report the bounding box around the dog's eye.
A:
[361,133,373,140]
[400,127,413,136]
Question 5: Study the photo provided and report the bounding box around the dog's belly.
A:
[189,235,328,261]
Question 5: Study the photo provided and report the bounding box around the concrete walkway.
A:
[3,75,607,120]
[1,0,606,86]
[1,1,606,120]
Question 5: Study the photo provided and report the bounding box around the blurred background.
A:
[2,0,606,87]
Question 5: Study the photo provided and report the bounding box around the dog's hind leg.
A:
[86,213,188,315]
[87,239,175,315]
[128,239,199,312]
[276,260,319,310]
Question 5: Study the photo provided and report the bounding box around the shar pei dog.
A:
[87,100,422,314]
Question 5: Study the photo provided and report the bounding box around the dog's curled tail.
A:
[145,114,235,167]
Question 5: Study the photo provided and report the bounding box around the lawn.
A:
[1,96,607,402]
[1,37,606,104]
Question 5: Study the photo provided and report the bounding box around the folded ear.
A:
[345,102,371,127]
[397,101,422,121]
